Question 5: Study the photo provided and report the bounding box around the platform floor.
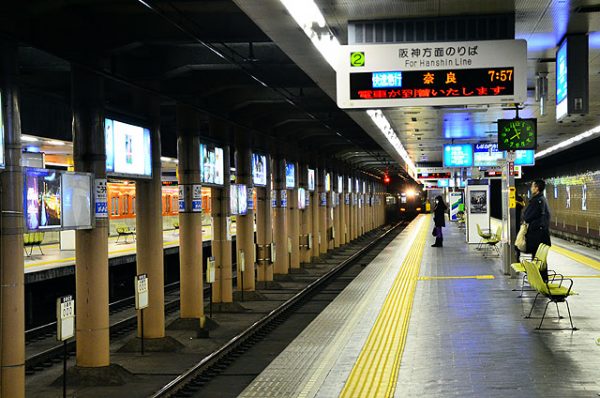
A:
[241,215,600,397]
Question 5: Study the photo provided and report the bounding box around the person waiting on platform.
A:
[514,194,526,261]
[431,195,448,248]
[523,179,551,277]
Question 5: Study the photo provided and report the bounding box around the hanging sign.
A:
[94,178,108,218]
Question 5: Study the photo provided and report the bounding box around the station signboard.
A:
[337,39,527,108]
[56,295,75,341]
[443,144,473,168]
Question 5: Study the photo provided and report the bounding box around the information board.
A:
[94,178,108,218]
[252,153,267,186]
[135,274,148,310]
[512,149,535,166]
[443,144,473,168]
[337,40,527,108]
[56,295,75,341]
[105,118,152,178]
[473,143,504,167]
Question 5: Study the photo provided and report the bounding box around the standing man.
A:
[523,179,551,271]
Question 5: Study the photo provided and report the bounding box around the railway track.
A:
[150,222,405,398]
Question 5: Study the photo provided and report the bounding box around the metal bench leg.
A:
[526,293,540,318]
[537,300,551,329]
[38,243,44,255]
[565,300,577,330]
[555,302,563,319]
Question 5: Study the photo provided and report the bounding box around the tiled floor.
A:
[241,216,600,397]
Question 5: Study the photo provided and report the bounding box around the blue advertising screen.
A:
[437,179,449,187]
[473,143,504,167]
[443,144,473,167]
[285,163,295,189]
[512,149,535,166]
[556,40,568,105]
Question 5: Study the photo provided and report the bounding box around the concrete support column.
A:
[333,172,341,249]
[176,105,203,321]
[326,168,334,251]
[256,154,272,284]
[310,165,320,260]
[273,155,288,274]
[318,167,328,254]
[211,144,232,303]
[72,65,110,367]
[343,175,350,244]
[235,131,255,292]
[351,176,358,240]
[0,40,25,397]
[135,98,164,338]
[289,160,300,269]
[299,163,312,264]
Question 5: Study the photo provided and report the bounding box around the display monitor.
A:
[337,176,343,194]
[307,169,315,191]
[556,39,568,120]
[252,154,267,186]
[201,144,225,186]
[24,168,62,231]
[355,179,359,193]
[230,184,239,215]
[325,173,331,192]
[513,150,535,166]
[298,187,306,210]
[348,177,352,193]
[285,163,295,189]
[61,172,93,229]
[443,144,473,167]
[473,143,504,167]
[105,118,152,178]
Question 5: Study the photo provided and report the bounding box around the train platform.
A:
[240,215,600,397]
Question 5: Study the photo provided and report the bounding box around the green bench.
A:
[522,259,576,330]
[115,225,135,243]
[511,244,552,297]
[24,232,45,256]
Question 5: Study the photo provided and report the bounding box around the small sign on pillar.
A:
[56,295,75,341]
[135,274,149,310]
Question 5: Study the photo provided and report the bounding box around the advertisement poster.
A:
[247,187,254,210]
[566,185,571,208]
[582,184,587,211]
[62,173,92,228]
[105,118,152,178]
[449,192,463,221]
[214,147,224,185]
[25,168,62,230]
[307,169,315,191]
[337,176,343,194]
[0,94,4,168]
[469,190,487,214]
[285,163,295,189]
[201,145,224,186]
[192,184,202,212]
[325,173,331,192]
[230,184,239,215]
[94,178,108,218]
[252,154,267,186]
[238,184,248,215]
[298,187,306,210]
[348,177,352,193]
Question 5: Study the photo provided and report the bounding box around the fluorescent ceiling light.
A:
[47,140,66,146]
[21,135,39,142]
[161,156,178,163]
[366,109,416,178]
[280,0,340,69]
[535,124,600,158]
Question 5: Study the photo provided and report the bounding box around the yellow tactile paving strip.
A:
[339,215,429,398]
[551,244,600,271]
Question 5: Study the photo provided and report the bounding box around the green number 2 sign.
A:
[350,52,365,67]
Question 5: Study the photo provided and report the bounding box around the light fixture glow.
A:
[280,0,340,69]
[366,109,416,178]
[47,140,66,146]
[535,124,600,158]
[21,135,39,142]
[161,156,178,163]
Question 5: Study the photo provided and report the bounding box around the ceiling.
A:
[0,0,403,178]
[235,0,600,166]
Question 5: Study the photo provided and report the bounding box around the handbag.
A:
[432,227,437,237]
[515,223,528,252]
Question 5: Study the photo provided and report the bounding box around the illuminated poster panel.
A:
[201,144,225,186]
[556,40,568,120]
[252,154,267,186]
[298,187,306,210]
[230,184,239,215]
[24,168,62,230]
[62,172,93,229]
[238,184,248,215]
[337,176,343,194]
[105,118,152,178]
[513,150,535,166]
[443,144,473,168]
[473,143,504,167]
[285,163,295,189]
[348,177,352,193]
[0,93,4,169]
[325,173,331,192]
[307,169,315,191]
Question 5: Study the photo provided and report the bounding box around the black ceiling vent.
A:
[349,14,514,44]
[574,5,600,13]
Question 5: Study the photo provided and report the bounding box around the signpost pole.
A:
[63,340,67,398]
[140,309,145,356]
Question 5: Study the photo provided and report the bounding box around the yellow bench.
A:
[115,225,135,243]
[24,232,45,256]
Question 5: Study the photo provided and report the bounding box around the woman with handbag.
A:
[431,195,448,247]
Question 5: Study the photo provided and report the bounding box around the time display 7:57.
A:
[488,69,513,82]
